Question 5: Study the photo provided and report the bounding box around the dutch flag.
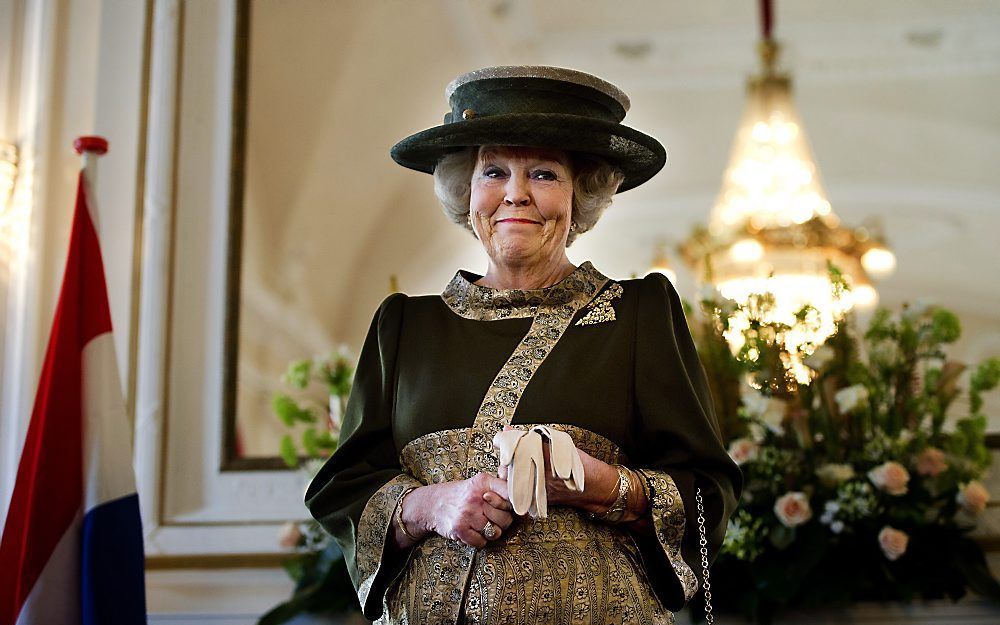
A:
[0,138,147,624]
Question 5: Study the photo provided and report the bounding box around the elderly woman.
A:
[305,66,742,625]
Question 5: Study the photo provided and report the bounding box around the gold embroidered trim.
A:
[636,469,699,603]
[575,281,623,326]
[440,260,607,321]
[356,473,422,615]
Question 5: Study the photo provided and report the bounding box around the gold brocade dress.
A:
[306,262,742,625]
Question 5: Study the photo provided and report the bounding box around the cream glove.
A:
[492,426,586,519]
[531,425,586,493]
[493,428,545,517]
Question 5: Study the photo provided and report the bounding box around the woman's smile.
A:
[496,218,541,225]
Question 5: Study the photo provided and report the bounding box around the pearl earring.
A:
[467,213,479,239]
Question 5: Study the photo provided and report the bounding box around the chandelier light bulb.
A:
[852,283,879,310]
[730,238,764,263]
[861,247,897,280]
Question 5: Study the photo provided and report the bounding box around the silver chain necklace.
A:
[696,487,715,624]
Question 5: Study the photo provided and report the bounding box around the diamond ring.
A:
[481,520,498,539]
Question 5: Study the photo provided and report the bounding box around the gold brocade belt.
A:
[386,426,673,625]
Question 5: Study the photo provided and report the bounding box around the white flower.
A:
[278,522,303,549]
[816,463,855,487]
[830,520,845,534]
[834,384,869,414]
[878,526,909,561]
[742,390,787,434]
[824,500,840,513]
[728,438,759,465]
[898,429,913,445]
[869,340,902,367]
[804,345,835,371]
[867,461,910,496]
[747,422,766,444]
[774,491,813,528]
[957,481,990,515]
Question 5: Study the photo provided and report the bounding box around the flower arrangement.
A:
[259,349,359,625]
[687,265,1000,624]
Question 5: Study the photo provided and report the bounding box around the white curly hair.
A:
[432,146,624,247]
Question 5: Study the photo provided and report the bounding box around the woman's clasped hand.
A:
[397,435,635,550]
[398,472,515,549]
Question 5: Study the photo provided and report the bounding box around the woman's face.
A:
[469,146,574,268]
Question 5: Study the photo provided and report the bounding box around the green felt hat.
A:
[390,66,667,193]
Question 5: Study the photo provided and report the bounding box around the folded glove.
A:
[492,426,586,519]
[532,425,585,494]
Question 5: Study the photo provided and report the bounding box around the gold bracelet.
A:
[395,486,419,541]
[622,467,651,518]
[588,464,630,523]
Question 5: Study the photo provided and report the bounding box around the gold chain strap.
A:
[696,487,714,624]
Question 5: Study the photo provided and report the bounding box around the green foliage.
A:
[301,428,319,458]
[272,394,316,427]
[929,308,961,344]
[279,435,298,469]
[970,357,1000,414]
[282,359,313,389]
[265,350,358,623]
[943,415,991,476]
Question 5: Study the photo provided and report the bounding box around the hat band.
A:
[445,78,625,125]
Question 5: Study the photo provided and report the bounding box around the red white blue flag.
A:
[0,162,147,624]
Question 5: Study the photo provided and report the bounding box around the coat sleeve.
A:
[628,272,744,612]
[304,292,422,621]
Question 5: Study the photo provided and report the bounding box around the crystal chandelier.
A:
[680,1,895,384]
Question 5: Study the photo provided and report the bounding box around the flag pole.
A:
[73,136,108,229]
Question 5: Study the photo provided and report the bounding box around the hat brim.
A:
[390,113,666,193]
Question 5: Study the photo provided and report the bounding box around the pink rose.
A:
[278,522,303,549]
[867,461,910,496]
[878,526,909,561]
[774,491,812,528]
[914,447,947,477]
[957,481,990,515]
[728,438,759,465]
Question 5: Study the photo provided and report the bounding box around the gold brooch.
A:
[575,282,622,326]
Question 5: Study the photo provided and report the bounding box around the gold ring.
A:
[482,520,498,539]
